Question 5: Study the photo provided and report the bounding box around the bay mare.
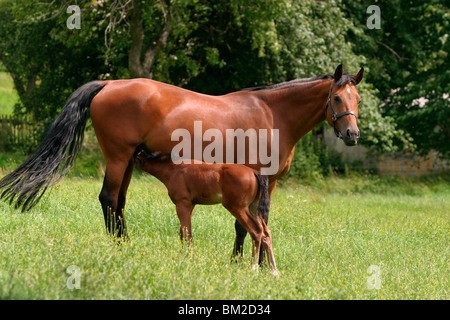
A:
[0,64,363,264]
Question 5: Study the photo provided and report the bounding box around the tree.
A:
[0,0,108,120]
[0,0,410,155]
[343,0,449,157]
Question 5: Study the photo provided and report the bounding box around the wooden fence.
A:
[0,114,43,150]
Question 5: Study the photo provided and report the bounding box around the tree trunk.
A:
[128,0,171,78]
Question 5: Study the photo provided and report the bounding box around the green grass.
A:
[0,71,19,115]
[0,166,448,299]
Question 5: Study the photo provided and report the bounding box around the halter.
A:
[325,80,358,139]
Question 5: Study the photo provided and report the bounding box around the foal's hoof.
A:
[270,269,280,277]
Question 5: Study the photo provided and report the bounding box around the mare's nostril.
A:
[346,129,351,138]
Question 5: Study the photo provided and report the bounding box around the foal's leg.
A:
[231,180,276,264]
[227,207,263,270]
[233,202,266,262]
[175,200,195,246]
[235,212,278,274]
[260,220,278,275]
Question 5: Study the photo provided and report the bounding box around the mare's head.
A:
[325,64,364,146]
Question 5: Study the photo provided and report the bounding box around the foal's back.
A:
[167,163,258,206]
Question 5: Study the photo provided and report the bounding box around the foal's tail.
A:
[254,173,270,222]
[0,81,106,212]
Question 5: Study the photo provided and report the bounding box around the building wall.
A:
[323,128,450,175]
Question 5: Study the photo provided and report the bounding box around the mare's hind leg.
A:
[99,158,134,238]
[117,159,135,216]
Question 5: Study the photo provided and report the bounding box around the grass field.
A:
[0,71,18,115]
[0,162,448,299]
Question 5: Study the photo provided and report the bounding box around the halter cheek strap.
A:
[325,80,358,139]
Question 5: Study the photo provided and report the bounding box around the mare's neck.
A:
[262,79,331,147]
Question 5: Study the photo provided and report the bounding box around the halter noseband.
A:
[326,80,358,139]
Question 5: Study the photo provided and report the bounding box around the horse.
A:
[0,64,363,264]
[134,150,277,273]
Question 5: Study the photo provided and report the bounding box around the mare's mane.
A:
[242,73,356,92]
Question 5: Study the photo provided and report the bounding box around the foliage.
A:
[282,131,344,180]
[0,1,108,121]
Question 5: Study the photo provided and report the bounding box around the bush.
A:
[282,132,343,180]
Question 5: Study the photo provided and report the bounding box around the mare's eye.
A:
[358,98,362,104]
[333,96,341,103]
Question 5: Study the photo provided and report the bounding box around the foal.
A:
[135,150,277,273]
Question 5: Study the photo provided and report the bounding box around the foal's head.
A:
[135,150,171,170]
[325,64,364,146]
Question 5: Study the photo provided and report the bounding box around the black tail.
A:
[254,173,270,222]
[0,80,106,212]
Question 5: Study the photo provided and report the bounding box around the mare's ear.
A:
[354,67,364,85]
[334,64,343,82]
